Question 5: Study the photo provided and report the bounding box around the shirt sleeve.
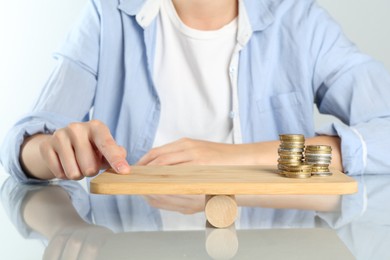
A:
[0,0,101,183]
[307,2,390,175]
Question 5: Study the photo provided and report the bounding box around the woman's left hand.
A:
[137,138,258,166]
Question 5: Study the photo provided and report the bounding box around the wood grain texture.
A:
[205,195,237,228]
[90,165,358,195]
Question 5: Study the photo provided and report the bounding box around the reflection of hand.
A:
[137,138,258,166]
[144,195,205,214]
[43,224,113,260]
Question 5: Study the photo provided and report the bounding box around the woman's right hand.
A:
[21,120,131,180]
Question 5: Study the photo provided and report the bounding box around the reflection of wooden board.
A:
[90,165,357,195]
[98,229,355,260]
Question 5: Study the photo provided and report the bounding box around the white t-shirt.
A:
[153,0,238,230]
[153,0,237,148]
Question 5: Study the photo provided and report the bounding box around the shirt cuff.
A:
[0,112,77,183]
[316,121,366,175]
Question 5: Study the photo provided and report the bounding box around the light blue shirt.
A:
[2,0,390,183]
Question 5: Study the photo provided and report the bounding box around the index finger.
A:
[89,121,131,174]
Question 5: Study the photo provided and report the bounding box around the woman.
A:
[2,0,390,183]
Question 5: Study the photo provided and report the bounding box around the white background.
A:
[0,1,389,259]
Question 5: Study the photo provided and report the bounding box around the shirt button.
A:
[229,67,236,74]
[230,111,236,119]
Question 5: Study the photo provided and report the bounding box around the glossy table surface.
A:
[1,167,389,260]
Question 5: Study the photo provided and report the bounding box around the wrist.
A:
[20,134,54,180]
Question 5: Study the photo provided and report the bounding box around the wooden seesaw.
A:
[90,165,357,228]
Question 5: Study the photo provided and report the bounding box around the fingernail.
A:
[115,162,131,174]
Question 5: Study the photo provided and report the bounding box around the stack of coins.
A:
[278,134,308,178]
[279,164,313,179]
[304,145,332,176]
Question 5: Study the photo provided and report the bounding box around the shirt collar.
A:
[117,0,275,33]
[118,0,162,28]
[242,0,275,32]
[117,0,144,16]
[236,0,275,46]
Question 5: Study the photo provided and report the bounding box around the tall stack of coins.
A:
[278,134,311,178]
[304,145,332,176]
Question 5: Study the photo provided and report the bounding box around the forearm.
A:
[20,134,55,180]
[138,135,343,171]
[233,136,343,212]
[242,135,342,171]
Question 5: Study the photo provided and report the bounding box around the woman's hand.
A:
[21,120,131,180]
[137,138,262,166]
[137,136,342,170]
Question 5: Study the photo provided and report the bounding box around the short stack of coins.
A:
[278,134,311,178]
[304,145,332,176]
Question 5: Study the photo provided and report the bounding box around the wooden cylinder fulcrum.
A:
[205,195,238,228]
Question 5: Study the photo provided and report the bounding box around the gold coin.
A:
[279,155,304,160]
[278,159,303,164]
[305,152,332,156]
[282,169,312,174]
[311,166,330,170]
[312,172,332,177]
[304,153,332,157]
[278,163,303,167]
[284,164,312,170]
[305,159,331,164]
[280,144,305,149]
[284,172,311,179]
[279,154,304,158]
[280,140,305,144]
[305,145,332,151]
[278,164,293,170]
[279,134,305,141]
[278,148,305,153]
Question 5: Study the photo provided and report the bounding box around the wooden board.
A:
[90,165,357,195]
